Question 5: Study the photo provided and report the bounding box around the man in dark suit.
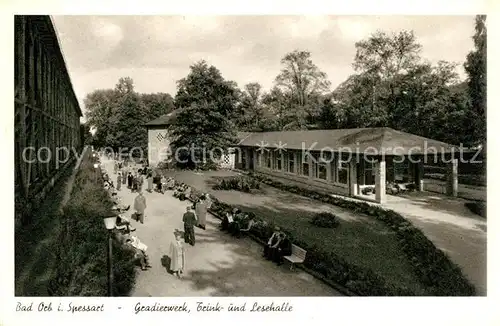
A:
[274,232,292,265]
[182,206,197,246]
[263,227,281,260]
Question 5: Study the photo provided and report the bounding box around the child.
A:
[169,232,185,278]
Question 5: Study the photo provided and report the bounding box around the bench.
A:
[284,244,307,271]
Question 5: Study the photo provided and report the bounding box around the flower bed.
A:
[246,172,476,296]
[48,151,137,296]
[212,175,260,192]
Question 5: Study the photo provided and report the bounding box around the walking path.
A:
[102,157,341,296]
[384,193,487,295]
[337,191,487,295]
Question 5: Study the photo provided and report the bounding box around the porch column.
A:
[349,160,357,196]
[416,160,425,191]
[375,158,386,204]
[446,158,458,197]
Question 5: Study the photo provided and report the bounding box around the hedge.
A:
[465,201,486,218]
[246,172,476,296]
[212,176,260,192]
[48,151,137,296]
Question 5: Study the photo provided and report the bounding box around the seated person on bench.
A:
[124,236,151,270]
[166,177,175,190]
[231,213,256,238]
[273,232,292,265]
[173,183,186,197]
[182,186,191,201]
[111,194,130,211]
[174,184,190,200]
[115,214,136,233]
[221,208,238,232]
[263,227,282,260]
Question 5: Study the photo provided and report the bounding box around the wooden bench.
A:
[284,244,307,271]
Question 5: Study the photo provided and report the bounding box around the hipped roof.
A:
[237,127,457,155]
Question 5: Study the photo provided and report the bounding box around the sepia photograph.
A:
[14,14,486,298]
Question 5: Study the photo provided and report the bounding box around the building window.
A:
[312,153,328,180]
[265,151,273,169]
[275,152,283,171]
[394,157,409,182]
[287,152,295,173]
[302,155,310,177]
[335,159,349,184]
[318,163,328,180]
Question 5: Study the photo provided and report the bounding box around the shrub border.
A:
[247,172,477,296]
[48,150,137,296]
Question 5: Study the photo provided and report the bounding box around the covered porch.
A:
[350,154,459,204]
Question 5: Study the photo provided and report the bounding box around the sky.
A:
[52,15,477,112]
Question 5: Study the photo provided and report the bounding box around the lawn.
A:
[163,169,427,294]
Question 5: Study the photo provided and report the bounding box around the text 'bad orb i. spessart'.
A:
[16,301,293,314]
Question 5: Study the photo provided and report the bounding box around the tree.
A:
[237,82,277,131]
[84,88,120,148]
[332,72,389,128]
[115,77,135,94]
[84,77,175,153]
[273,50,331,129]
[464,15,487,146]
[353,30,422,123]
[170,61,240,168]
[141,93,175,121]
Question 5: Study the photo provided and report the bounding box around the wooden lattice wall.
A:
[14,15,83,204]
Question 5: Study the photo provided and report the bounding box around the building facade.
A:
[15,15,83,224]
[235,128,459,204]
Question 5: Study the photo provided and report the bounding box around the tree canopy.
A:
[84,77,174,152]
[169,60,240,168]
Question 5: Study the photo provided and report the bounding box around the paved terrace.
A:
[102,157,341,296]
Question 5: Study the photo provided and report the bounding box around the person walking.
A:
[122,167,127,185]
[169,232,185,278]
[127,171,133,189]
[116,172,122,191]
[182,206,197,246]
[195,195,208,230]
[137,172,144,193]
[146,172,153,192]
[134,191,147,224]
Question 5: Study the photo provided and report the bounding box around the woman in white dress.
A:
[169,232,185,278]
